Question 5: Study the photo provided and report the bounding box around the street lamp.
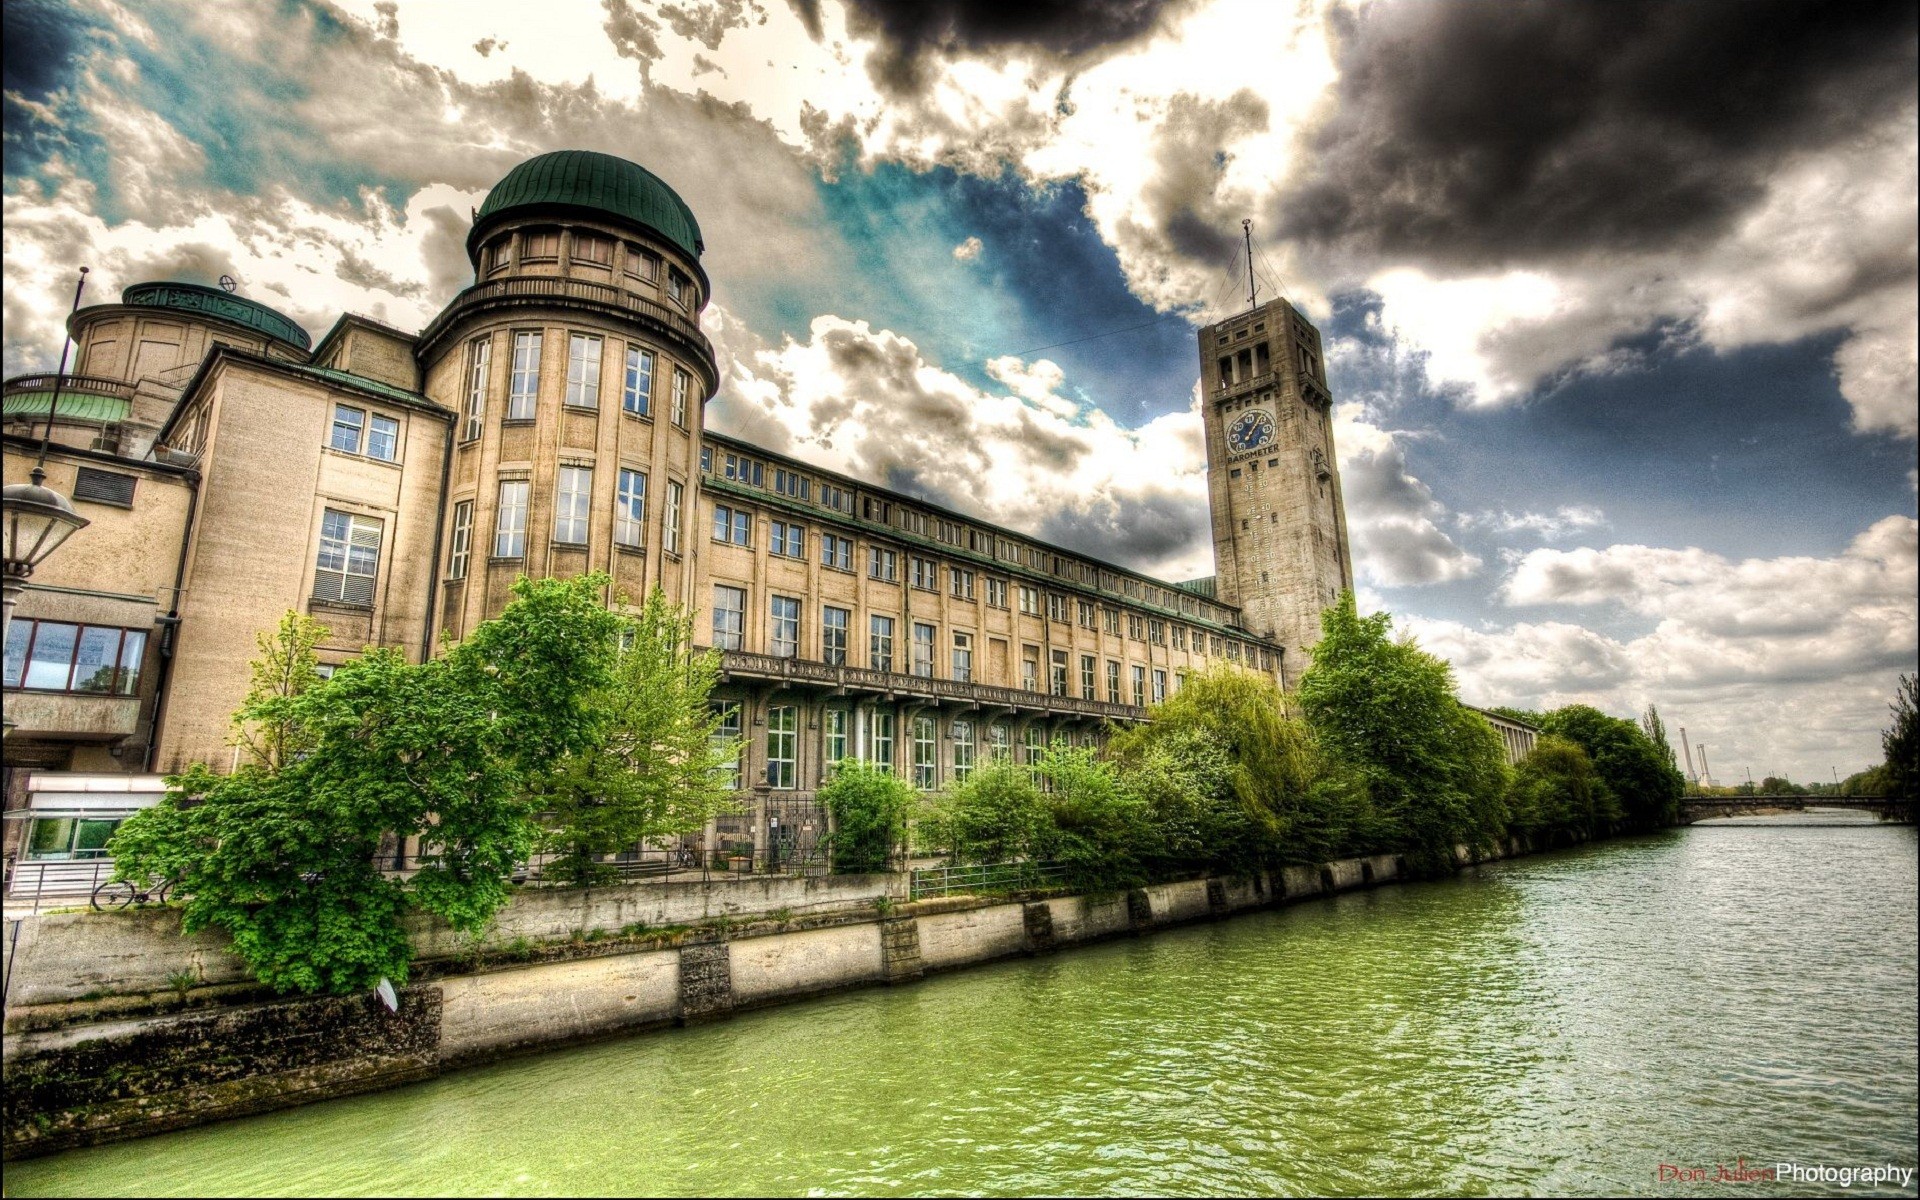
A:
[3,465,90,677]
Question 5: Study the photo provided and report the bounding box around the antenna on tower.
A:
[1242,218,1258,311]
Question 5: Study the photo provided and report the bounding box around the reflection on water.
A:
[10,816,1917,1197]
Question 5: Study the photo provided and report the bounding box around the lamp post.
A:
[3,468,89,734]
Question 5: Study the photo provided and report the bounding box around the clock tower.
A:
[1198,296,1354,681]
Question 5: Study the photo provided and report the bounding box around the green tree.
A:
[1640,704,1679,772]
[1506,734,1615,839]
[1883,674,1918,801]
[820,759,913,874]
[1298,594,1510,870]
[922,758,1048,865]
[1537,704,1684,830]
[111,576,624,995]
[234,611,330,770]
[1037,741,1149,891]
[538,589,741,885]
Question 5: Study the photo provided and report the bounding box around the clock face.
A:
[1227,408,1276,455]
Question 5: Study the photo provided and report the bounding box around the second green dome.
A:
[471,150,704,262]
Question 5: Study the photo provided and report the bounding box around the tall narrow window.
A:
[770,596,800,659]
[1132,664,1147,707]
[1024,727,1046,784]
[664,481,683,554]
[712,702,742,790]
[712,585,746,651]
[869,711,894,773]
[912,622,935,678]
[1152,668,1167,704]
[554,466,592,544]
[825,709,849,768]
[952,720,975,781]
[870,614,895,673]
[565,334,602,408]
[366,414,399,462]
[313,509,382,606]
[329,404,364,453]
[447,500,473,580]
[464,337,490,440]
[766,705,797,789]
[1021,646,1039,692]
[509,331,541,419]
[823,606,849,666]
[1050,648,1069,696]
[615,469,647,547]
[1106,660,1121,704]
[952,631,973,682]
[1080,654,1095,700]
[623,346,653,417]
[671,369,689,427]
[494,480,529,557]
[912,716,937,789]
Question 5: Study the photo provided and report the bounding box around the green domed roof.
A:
[119,281,311,350]
[472,150,704,260]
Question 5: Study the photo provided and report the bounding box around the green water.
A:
[10,816,1918,1197]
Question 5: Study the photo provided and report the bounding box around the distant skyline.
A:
[4,0,1914,779]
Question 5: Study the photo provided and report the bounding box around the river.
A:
[9,813,1917,1197]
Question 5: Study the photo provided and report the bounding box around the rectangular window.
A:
[912,716,937,789]
[820,484,852,514]
[329,404,364,453]
[952,719,975,781]
[1077,600,1095,629]
[313,509,382,606]
[773,468,810,500]
[615,469,647,547]
[1128,614,1145,641]
[1171,625,1186,651]
[1152,668,1168,704]
[770,521,805,559]
[988,723,1009,761]
[712,505,751,547]
[366,413,399,462]
[554,466,592,544]
[868,711,894,773]
[952,631,973,683]
[1049,648,1069,696]
[1021,645,1039,692]
[825,709,849,768]
[950,568,975,601]
[821,533,852,571]
[770,595,800,659]
[671,369,689,427]
[495,480,529,557]
[912,622,935,678]
[868,547,897,582]
[624,243,658,280]
[1018,585,1041,615]
[986,578,1008,609]
[565,334,602,408]
[464,338,490,440]
[1080,654,1096,700]
[509,331,541,419]
[1047,593,1067,623]
[870,615,895,672]
[822,605,850,666]
[664,480,683,554]
[4,621,146,695]
[572,233,611,265]
[1103,608,1120,635]
[767,705,797,789]
[447,499,473,579]
[1106,660,1121,704]
[1148,619,1166,646]
[1132,664,1147,707]
[713,702,742,790]
[523,229,559,260]
[712,585,746,651]
[1023,727,1046,785]
[911,557,938,591]
[733,509,750,547]
[622,346,653,417]
[667,270,686,306]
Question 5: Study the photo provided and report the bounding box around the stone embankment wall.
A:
[2,838,1534,1160]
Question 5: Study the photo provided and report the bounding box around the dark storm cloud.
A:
[1279,0,1919,267]
[793,0,1189,92]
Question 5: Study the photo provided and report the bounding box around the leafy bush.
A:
[820,760,913,873]
[1506,734,1615,839]
[1536,704,1684,830]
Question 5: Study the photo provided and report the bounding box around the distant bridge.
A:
[1679,795,1914,824]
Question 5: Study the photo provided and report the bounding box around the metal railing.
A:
[714,649,1150,723]
[4,859,117,914]
[417,274,714,363]
[2,373,136,400]
[909,861,1069,900]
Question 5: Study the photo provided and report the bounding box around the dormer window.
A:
[523,228,560,262]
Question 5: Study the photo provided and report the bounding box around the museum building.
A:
[1,150,1534,891]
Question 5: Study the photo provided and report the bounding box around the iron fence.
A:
[909,861,1069,900]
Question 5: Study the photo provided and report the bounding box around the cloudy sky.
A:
[4,0,1915,781]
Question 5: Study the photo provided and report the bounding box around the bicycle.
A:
[91,874,173,911]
